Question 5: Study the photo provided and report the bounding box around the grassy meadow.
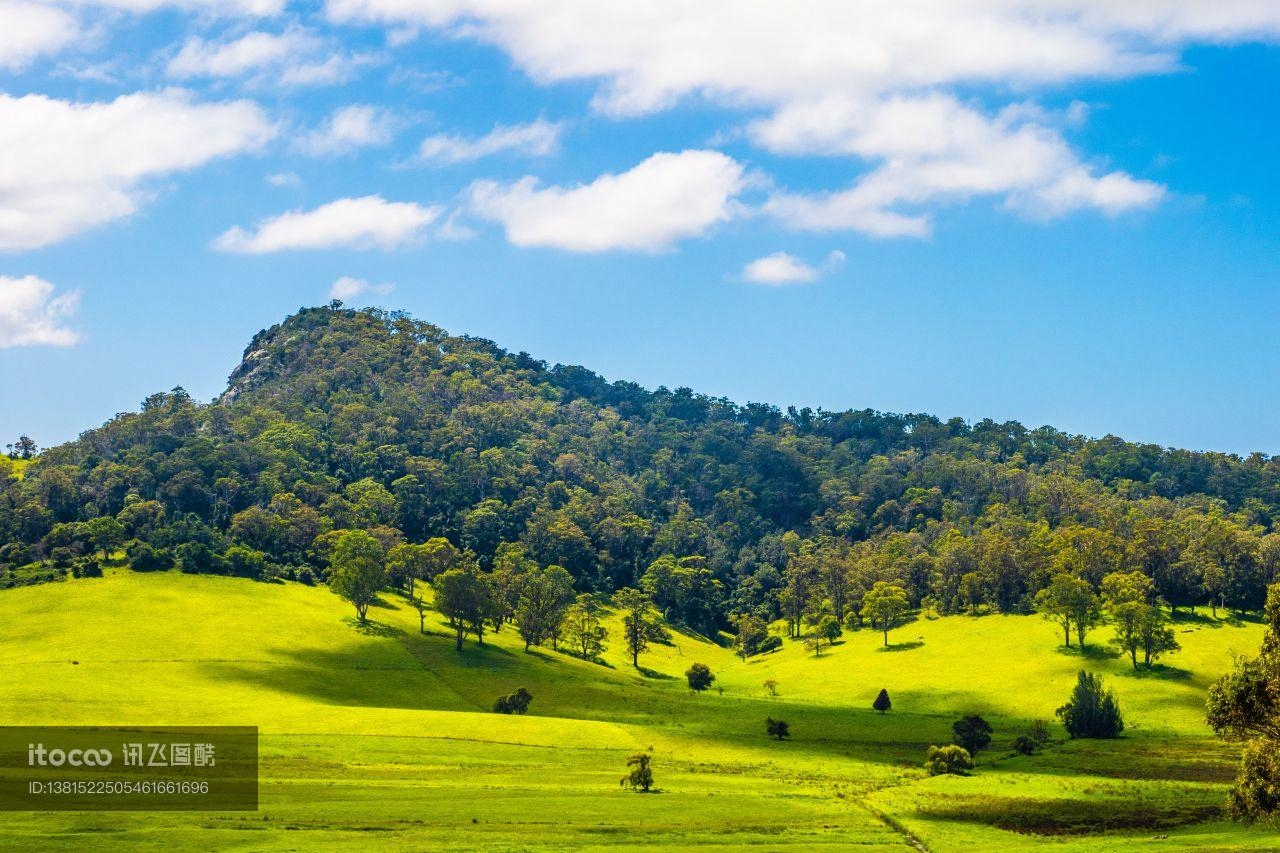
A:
[0,568,1273,851]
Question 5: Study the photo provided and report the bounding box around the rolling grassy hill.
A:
[0,570,1272,851]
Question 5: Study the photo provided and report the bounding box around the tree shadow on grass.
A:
[340,617,402,638]
[1054,644,1121,661]
[636,665,676,680]
[877,640,924,652]
[1115,662,1193,681]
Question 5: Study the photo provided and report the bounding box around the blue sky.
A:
[1,2,1278,455]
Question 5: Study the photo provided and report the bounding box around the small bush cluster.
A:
[493,687,533,715]
[925,744,974,776]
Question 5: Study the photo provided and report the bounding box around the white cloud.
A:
[214,196,442,253]
[78,0,285,15]
[302,105,396,156]
[468,150,745,253]
[420,118,561,164]
[265,171,300,187]
[327,1,1280,234]
[0,89,275,252]
[167,29,309,78]
[0,275,80,348]
[742,249,845,285]
[0,2,78,70]
[166,27,373,87]
[328,275,395,300]
[759,94,1165,235]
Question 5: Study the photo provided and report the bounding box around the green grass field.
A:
[0,570,1272,851]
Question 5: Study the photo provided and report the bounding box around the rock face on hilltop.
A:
[5,304,1280,624]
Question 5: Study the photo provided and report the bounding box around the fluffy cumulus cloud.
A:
[742,250,845,285]
[0,89,275,252]
[420,118,561,164]
[166,27,371,86]
[0,2,79,70]
[327,0,1280,235]
[328,275,395,300]
[0,275,80,348]
[301,105,396,156]
[214,195,442,253]
[468,150,745,252]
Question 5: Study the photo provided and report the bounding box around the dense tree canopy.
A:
[3,305,1279,639]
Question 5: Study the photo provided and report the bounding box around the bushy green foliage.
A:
[685,662,714,692]
[766,717,790,740]
[952,714,993,754]
[872,689,891,714]
[1057,670,1125,739]
[1208,582,1280,822]
[326,530,386,622]
[620,752,654,792]
[4,305,1279,638]
[493,687,533,715]
[1012,718,1053,754]
[925,744,974,776]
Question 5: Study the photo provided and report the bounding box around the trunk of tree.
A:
[455,626,464,651]
[882,629,888,647]
[1129,647,1138,669]
[1076,625,1086,648]
[1064,621,1071,647]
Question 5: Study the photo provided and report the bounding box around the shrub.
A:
[758,635,783,654]
[766,717,790,740]
[952,715,993,754]
[1011,734,1040,755]
[76,558,102,579]
[493,687,533,715]
[1056,670,1124,739]
[763,678,779,696]
[925,744,974,776]
[685,662,715,692]
[297,567,317,586]
[873,689,891,714]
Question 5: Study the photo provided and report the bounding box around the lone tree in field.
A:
[873,689,892,714]
[1056,670,1124,739]
[766,717,790,740]
[327,530,387,622]
[1035,573,1102,648]
[862,582,910,647]
[925,745,974,776]
[435,566,492,650]
[1207,581,1280,822]
[562,594,608,660]
[620,753,654,792]
[732,613,769,660]
[617,588,663,668]
[685,662,715,692]
[1103,571,1179,668]
[514,564,575,650]
[952,715,993,754]
[811,614,842,655]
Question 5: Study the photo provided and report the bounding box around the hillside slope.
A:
[0,569,1273,851]
[3,304,1278,627]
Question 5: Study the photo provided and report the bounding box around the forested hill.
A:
[3,304,1278,626]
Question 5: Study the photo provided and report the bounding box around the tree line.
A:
[2,305,1278,634]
